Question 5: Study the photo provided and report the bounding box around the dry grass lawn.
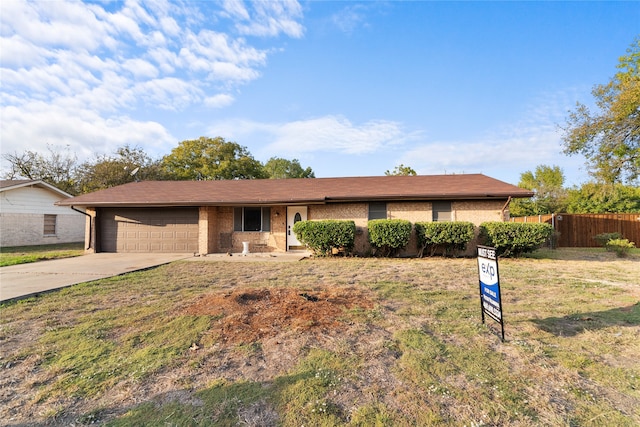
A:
[1,249,638,426]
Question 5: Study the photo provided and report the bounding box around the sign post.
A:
[477,245,505,341]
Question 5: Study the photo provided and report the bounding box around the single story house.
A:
[0,180,85,247]
[56,174,533,256]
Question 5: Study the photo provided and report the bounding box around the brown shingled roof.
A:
[56,174,533,207]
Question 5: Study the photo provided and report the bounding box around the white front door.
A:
[287,206,307,250]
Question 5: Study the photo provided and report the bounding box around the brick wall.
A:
[198,206,218,255]
[270,207,287,251]
[0,213,84,247]
[201,206,287,254]
[453,200,506,224]
[84,208,96,253]
[387,202,432,255]
[309,200,506,256]
[309,203,370,253]
[195,200,507,255]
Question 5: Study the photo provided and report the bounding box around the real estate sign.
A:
[477,245,505,341]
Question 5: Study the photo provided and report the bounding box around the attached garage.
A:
[98,208,199,253]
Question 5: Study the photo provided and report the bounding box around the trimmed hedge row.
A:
[415,221,475,257]
[479,222,554,257]
[292,220,356,256]
[293,219,554,258]
[368,219,412,257]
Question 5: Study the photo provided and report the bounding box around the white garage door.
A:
[99,208,199,253]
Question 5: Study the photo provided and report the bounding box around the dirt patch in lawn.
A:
[182,287,376,345]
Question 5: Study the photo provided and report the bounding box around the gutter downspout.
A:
[71,206,92,250]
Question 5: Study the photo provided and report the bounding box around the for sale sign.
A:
[477,245,505,341]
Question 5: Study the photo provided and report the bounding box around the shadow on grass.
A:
[2,372,315,427]
[524,247,640,262]
[533,302,640,337]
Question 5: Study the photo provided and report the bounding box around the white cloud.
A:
[0,101,175,162]
[271,116,408,154]
[204,94,235,108]
[232,0,304,38]
[147,47,180,74]
[221,0,251,21]
[0,0,305,170]
[130,78,204,110]
[212,115,421,156]
[331,4,369,34]
[400,131,561,176]
[159,16,180,37]
[122,58,160,80]
[0,35,50,68]
[396,100,586,185]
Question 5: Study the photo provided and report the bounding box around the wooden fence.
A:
[510,213,640,248]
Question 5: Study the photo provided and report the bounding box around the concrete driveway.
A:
[0,253,191,302]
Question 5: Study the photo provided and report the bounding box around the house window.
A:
[368,202,387,220]
[432,201,452,222]
[44,214,57,235]
[234,207,271,231]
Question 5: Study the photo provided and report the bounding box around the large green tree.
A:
[263,157,315,179]
[565,182,640,213]
[2,145,78,194]
[509,165,567,216]
[162,137,267,180]
[562,38,640,184]
[385,164,417,176]
[75,145,168,193]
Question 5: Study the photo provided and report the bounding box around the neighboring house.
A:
[56,174,533,255]
[0,180,85,247]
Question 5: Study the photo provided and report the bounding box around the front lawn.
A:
[0,242,84,266]
[1,249,638,426]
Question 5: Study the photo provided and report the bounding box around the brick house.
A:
[56,174,533,255]
[0,180,85,247]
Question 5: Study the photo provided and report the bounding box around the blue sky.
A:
[1,1,638,187]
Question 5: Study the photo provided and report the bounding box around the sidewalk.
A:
[0,253,190,302]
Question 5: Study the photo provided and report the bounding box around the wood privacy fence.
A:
[510,213,640,248]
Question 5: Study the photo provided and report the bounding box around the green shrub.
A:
[593,232,623,247]
[415,221,475,257]
[479,222,554,257]
[367,219,412,257]
[293,220,356,256]
[605,238,635,257]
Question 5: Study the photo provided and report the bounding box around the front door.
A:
[287,206,307,250]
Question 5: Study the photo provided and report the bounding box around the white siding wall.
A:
[0,186,84,247]
[0,187,73,214]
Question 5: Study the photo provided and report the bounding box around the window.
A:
[368,202,387,220]
[432,201,452,222]
[234,207,271,231]
[44,214,57,235]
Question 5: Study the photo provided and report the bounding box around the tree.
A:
[2,145,78,194]
[75,145,168,193]
[162,137,267,180]
[561,38,640,184]
[565,182,640,213]
[509,165,567,216]
[385,164,417,176]
[263,157,315,179]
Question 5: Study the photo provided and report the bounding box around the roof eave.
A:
[57,193,532,208]
[326,193,533,202]
[56,198,328,208]
[2,180,73,198]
